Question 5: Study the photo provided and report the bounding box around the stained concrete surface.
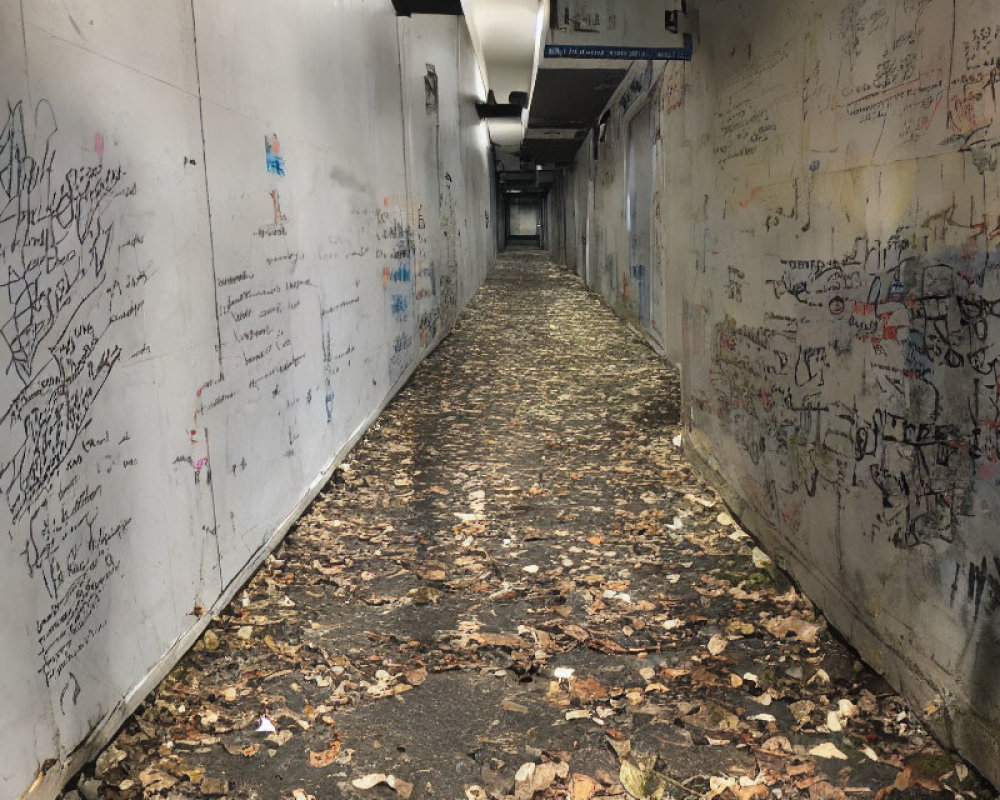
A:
[63,253,992,800]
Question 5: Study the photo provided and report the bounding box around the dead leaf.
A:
[352,773,412,797]
[569,773,601,800]
[267,729,294,746]
[138,767,178,792]
[737,785,770,800]
[572,676,609,702]
[94,744,127,778]
[184,767,207,783]
[309,740,342,767]
[353,773,389,790]
[790,700,816,722]
[387,775,415,799]
[619,759,669,799]
[765,616,821,643]
[875,754,949,799]
[405,666,428,686]
[417,568,447,581]
[472,632,527,648]
[200,777,230,796]
[708,633,729,655]
[808,742,848,760]
[808,782,847,800]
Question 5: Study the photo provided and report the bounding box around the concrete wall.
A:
[0,5,494,798]
[567,0,1000,782]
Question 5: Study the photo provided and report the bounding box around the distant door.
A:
[627,101,653,329]
[508,197,540,245]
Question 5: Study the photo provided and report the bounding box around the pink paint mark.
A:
[738,186,762,208]
[194,458,209,472]
[94,132,104,161]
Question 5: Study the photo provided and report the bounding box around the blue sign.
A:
[545,33,692,61]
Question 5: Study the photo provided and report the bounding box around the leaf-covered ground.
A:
[63,253,993,800]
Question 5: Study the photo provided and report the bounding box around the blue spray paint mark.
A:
[391,294,409,322]
[265,133,285,176]
[389,263,412,282]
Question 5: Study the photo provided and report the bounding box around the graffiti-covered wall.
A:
[569,0,1000,781]
[0,5,493,798]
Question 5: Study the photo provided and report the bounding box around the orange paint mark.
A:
[738,186,762,208]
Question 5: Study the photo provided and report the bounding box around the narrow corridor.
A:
[73,254,989,800]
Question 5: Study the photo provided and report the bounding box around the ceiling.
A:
[522,66,628,163]
[395,0,676,169]
[463,0,542,106]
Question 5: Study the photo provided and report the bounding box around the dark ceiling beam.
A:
[391,0,463,16]
[476,103,523,119]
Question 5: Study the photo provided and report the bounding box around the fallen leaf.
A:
[708,633,728,655]
[200,777,230,796]
[808,742,848,760]
[309,740,342,767]
[737,784,770,800]
[353,773,389,790]
[267,729,294,746]
[138,767,178,792]
[705,775,738,799]
[765,616,821,643]
[808,782,847,800]
[387,775,415,799]
[790,700,816,722]
[572,676,609,702]
[727,620,755,636]
[417,568,447,581]
[619,759,670,799]
[569,773,601,800]
[405,667,428,686]
[94,745,127,778]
